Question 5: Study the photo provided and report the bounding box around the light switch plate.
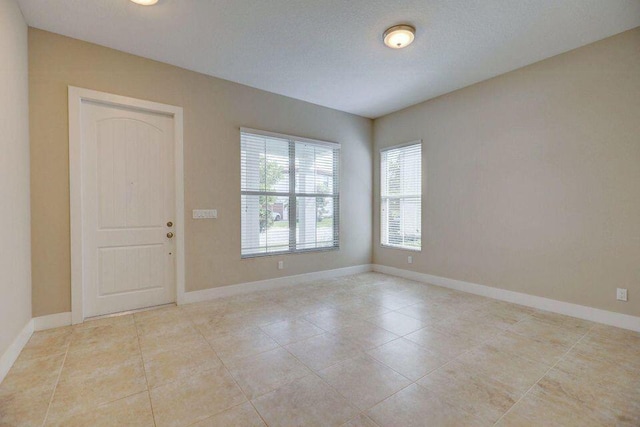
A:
[193,209,217,219]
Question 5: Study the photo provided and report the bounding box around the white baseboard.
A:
[0,313,73,383]
[0,320,34,384]
[182,264,373,304]
[33,312,72,331]
[373,264,640,332]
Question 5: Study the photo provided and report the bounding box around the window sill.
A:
[380,243,422,252]
[241,246,340,259]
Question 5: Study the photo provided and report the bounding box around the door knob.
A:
[166,232,174,238]
[167,221,173,227]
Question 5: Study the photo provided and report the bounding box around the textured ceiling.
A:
[18,0,640,118]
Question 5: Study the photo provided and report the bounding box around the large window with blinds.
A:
[381,141,422,250]
[241,129,340,257]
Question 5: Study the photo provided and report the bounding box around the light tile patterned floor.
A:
[1,273,639,426]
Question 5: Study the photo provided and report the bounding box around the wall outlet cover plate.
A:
[616,288,628,302]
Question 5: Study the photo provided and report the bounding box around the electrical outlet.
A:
[278,260,284,270]
[616,288,628,302]
[408,255,413,264]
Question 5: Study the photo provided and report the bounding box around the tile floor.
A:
[1,272,639,426]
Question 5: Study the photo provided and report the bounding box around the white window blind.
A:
[381,141,422,250]
[241,129,339,257]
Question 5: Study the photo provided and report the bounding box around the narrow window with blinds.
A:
[241,129,340,257]
[381,141,422,251]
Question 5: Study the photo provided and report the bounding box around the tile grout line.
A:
[351,309,542,422]
[184,307,273,427]
[301,310,496,420]
[40,334,71,427]
[211,305,388,423]
[273,347,364,423]
[357,322,514,421]
[187,282,607,423]
[181,306,266,426]
[133,315,158,427]
[253,289,503,417]
[10,274,617,426]
[237,282,598,420]
[186,280,486,421]
[189,284,501,418]
[41,319,160,424]
[271,290,504,420]
[135,278,586,425]
[344,412,381,427]
[247,317,353,426]
[491,323,596,426]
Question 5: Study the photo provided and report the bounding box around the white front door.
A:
[81,100,176,317]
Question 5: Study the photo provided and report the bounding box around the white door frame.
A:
[69,86,185,325]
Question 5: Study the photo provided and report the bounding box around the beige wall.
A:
[28,24,640,319]
[374,28,640,317]
[0,0,31,356]
[29,29,373,317]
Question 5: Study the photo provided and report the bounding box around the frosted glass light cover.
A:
[383,25,416,49]
[130,0,159,5]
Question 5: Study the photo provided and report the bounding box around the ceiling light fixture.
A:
[130,0,158,5]
[383,25,416,49]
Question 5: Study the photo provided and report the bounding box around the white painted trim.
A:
[182,264,373,304]
[379,139,422,153]
[240,127,340,149]
[68,86,185,324]
[69,87,82,325]
[33,312,73,331]
[0,320,33,383]
[373,264,640,332]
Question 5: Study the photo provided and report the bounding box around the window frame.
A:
[240,128,340,258]
[380,140,422,252]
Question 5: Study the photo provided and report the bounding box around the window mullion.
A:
[333,148,340,248]
[400,196,405,247]
[288,139,296,252]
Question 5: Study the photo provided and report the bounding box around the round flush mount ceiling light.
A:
[383,25,416,49]
[130,0,158,5]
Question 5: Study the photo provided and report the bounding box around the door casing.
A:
[69,86,185,324]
